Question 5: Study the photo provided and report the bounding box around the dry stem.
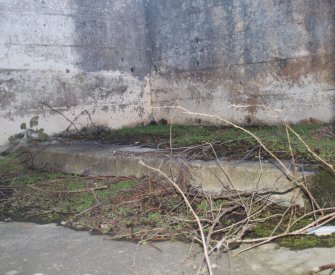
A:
[139,160,213,275]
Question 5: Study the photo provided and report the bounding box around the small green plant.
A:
[9,116,48,143]
[197,200,209,211]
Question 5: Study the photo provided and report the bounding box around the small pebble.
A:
[101,224,109,230]
[211,264,218,269]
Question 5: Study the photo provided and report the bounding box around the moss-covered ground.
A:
[251,217,335,250]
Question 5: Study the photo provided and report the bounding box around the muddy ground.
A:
[1,153,335,251]
[1,123,335,251]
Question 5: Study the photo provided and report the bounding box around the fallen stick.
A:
[27,185,108,193]
[309,263,335,274]
[139,160,214,275]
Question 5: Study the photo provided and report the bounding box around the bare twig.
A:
[309,263,335,274]
[27,185,108,193]
[39,102,79,131]
[287,125,334,173]
[171,105,295,180]
[139,160,213,275]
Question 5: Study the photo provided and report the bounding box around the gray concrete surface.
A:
[147,0,335,125]
[27,142,311,206]
[1,0,334,146]
[1,222,335,275]
[0,222,202,275]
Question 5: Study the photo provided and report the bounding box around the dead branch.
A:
[287,125,334,173]
[309,263,335,274]
[139,160,213,275]
[74,110,96,128]
[39,102,79,131]
[27,185,108,193]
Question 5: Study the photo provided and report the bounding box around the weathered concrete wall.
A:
[0,0,151,145]
[1,0,334,145]
[146,0,335,125]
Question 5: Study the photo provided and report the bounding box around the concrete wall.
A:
[0,0,334,145]
[0,0,151,145]
[146,0,335,125]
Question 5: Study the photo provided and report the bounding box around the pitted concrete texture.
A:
[1,0,334,146]
[0,222,203,275]
[147,0,335,125]
[1,222,335,275]
[28,142,311,206]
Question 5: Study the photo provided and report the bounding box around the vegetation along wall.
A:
[0,0,334,145]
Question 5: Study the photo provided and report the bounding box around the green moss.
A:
[116,124,211,137]
[251,216,335,250]
[145,212,162,223]
[278,234,335,250]
[111,180,136,192]
[73,193,96,212]
[45,172,69,180]
[45,180,137,216]
[253,223,274,238]
[196,200,209,212]
[0,171,138,224]
[114,207,134,218]
[94,180,135,201]
[14,175,45,185]
[65,180,86,190]
[8,170,71,186]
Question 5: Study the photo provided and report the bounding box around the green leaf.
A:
[38,128,44,133]
[38,132,48,141]
[15,133,24,140]
[20,123,27,130]
[30,116,39,128]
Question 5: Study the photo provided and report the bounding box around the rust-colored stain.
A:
[152,52,335,122]
[275,54,335,86]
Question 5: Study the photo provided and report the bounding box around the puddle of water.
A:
[117,146,156,153]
